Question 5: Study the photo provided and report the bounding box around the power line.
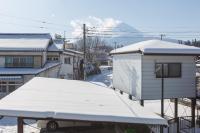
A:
[0,11,69,28]
[0,20,68,32]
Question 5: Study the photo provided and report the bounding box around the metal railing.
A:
[167,116,198,133]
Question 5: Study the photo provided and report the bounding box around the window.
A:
[0,81,22,93]
[8,85,15,92]
[53,57,58,61]
[64,57,71,64]
[0,81,7,93]
[0,86,6,93]
[155,63,181,78]
[168,63,181,77]
[47,56,59,62]
[5,56,33,68]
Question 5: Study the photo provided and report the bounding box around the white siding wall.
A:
[142,55,196,100]
[113,54,142,99]
[59,54,74,79]
[38,65,60,78]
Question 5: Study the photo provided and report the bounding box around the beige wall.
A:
[37,65,60,78]
[0,56,5,67]
[42,52,47,66]
[34,56,42,68]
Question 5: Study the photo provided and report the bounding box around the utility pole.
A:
[160,34,165,40]
[83,24,86,80]
[63,31,66,50]
[114,42,117,51]
[63,30,66,40]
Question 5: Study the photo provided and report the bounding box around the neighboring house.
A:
[0,33,83,98]
[110,40,200,100]
[48,39,83,80]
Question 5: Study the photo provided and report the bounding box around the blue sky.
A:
[0,0,200,40]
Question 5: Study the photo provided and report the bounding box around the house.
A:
[0,33,83,98]
[110,39,200,100]
[48,38,83,79]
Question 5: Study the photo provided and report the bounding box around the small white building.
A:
[110,40,200,100]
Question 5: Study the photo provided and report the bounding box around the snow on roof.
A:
[64,49,83,55]
[0,77,167,126]
[0,33,51,39]
[110,39,200,55]
[48,39,64,52]
[0,39,50,51]
[48,43,62,52]
[0,62,61,75]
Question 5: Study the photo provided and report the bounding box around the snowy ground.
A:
[0,117,40,133]
[87,66,113,87]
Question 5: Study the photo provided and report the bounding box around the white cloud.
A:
[70,16,122,37]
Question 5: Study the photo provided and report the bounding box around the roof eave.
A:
[143,52,200,56]
[110,50,142,55]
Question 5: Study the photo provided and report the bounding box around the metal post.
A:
[174,98,178,118]
[161,64,164,133]
[161,64,164,118]
[174,98,179,133]
[140,100,144,106]
[17,117,23,133]
[83,24,86,80]
[129,95,132,100]
[191,98,196,128]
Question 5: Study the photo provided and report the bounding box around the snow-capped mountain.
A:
[104,23,144,46]
[103,23,179,47]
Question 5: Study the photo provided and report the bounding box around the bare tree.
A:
[75,36,112,63]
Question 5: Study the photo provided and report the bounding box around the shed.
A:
[0,77,167,132]
[110,40,200,100]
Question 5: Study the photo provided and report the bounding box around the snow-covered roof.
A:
[0,39,50,51]
[0,62,61,75]
[48,39,64,52]
[0,33,52,51]
[0,33,51,39]
[64,49,83,55]
[110,40,200,55]
[0,77,167,126]
[48,43,62,52]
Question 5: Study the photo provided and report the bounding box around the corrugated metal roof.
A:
[0,62,61,75]
[0,33,51,39]
[0,76,22,80]
[0,77,167,126]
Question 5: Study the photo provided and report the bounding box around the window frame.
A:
[64,57,71,64]
[5,56,34,68]
[155,63,182,78]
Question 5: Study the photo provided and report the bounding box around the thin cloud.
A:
[70,16,122,37]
